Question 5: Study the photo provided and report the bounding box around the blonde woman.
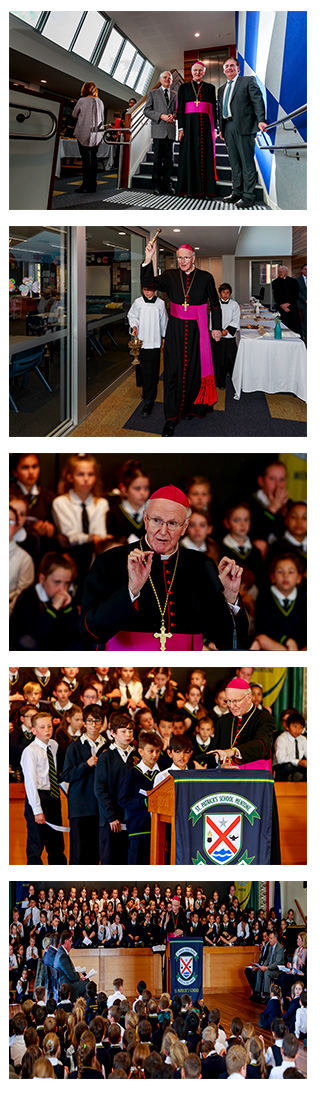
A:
[72,82,104,193]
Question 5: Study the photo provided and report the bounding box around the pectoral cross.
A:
[154,624,173,651]
[183,299,188,311]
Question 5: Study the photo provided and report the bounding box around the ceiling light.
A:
[195,247,200,250]
[173,229,180,233]
[41,79,47,84]
[195,33,200,37]
[118,231,126,235]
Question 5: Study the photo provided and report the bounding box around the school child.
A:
[128,277,168,415]
[10,453,55,538]
[259,982,282,1029]
[157,715,174,770]
[185,475,213,512]
[107,459,150,543]
[252,552,307,650]
[283,981,305,1033]
[54,704,84,761]
[9,703,38,771]
[10,680,43,725]
[52,453,109,596]
[9,505,35,615]
[181,508,220,564]
[10,488,41,567]
[50,677,73,720]
[118,731,162,862]
[273,710,307,781]
[187,668,214,711]
[153,734,193,786]
[61,703,107,864]
[21,711,66,864]
[28,667,58,697]
[16,966,30,1002]
[267,500,307,576]
[295,990,307,1040]
[222,501,264,588]
[116,666,143,710]
[10,552,81,650]
[178,684,206,733]
[247,459,289,554]
[144,667,177,718]
[191,715,216,764]
[94,713,137,864]
[60,666,82,703]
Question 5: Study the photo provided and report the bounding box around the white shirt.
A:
[118,677,143,706]
[269,1059,300,1079]
[9,541,34,614]
[24,905,40,927]
[128,296,168,348]
[223,532,252,553]
[80,731,106,755]
[271,583,297,606]
[295,1005,307,1037]
[273,730,307,766]
[284,530,307,553]
[107,989,127,1007]
[154,762,187,787]
[222,73,239,117]
[181,535,207,552]
[220,297,240,338]
[121,498,145,524]
[17,481,39,498]
[52,490,109,545]
[21,736,59,816]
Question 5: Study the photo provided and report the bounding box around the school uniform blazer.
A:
[94,746,137,826]
[61,737,107,818]
[217,76,266,137]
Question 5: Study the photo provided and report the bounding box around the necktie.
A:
[82,502,89,534]
[223,80,233,117]
[164,89,169,107]
[47,746,60,798]
[282,598,290,610]
[126,685,131,699]
[146,769,157,780]
[295,738,300,760]
[133,512,140,523]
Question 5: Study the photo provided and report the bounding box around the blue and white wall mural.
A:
[235,11,307,209]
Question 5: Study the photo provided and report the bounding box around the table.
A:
[232,306,307,402]
[56,138,114,178]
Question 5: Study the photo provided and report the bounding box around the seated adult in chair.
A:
[249,930,285,1001]
[53,930,88,1002]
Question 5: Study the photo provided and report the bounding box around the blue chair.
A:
[9,345,52,412]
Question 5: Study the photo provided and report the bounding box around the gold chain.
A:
[141,539,180,625]
[191,79,202,107]
[230,706,256,749]
[179,267,197,311]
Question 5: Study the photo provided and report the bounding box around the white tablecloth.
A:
[56,138,114,177]
[233,311,307,402]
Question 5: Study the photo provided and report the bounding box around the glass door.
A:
[9,225,70,435]
[85,226,146,407]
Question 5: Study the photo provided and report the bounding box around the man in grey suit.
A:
[144,70,176,194]
[251,929,285,1000]
[54,929,88,1002]
[296,263,307,344]
[217,57,268,208]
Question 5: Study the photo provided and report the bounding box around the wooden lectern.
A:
[148,776,175,864]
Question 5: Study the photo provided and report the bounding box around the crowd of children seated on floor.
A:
[9,885,306,1078]
[9,666,307,864]
[9,455,307,650]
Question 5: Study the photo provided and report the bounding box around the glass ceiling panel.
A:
[113,40,135,84]
[98,27,123,74]
[42,10,83,51]
[10,11,42,27]
[72,11,106,61]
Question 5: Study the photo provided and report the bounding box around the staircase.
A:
[131,135,266,206]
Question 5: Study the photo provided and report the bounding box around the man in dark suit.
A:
[144,71,176,194]
[217,56,267,208]
[245,929,269,994]
[272,266,302,334]
[54,929,88,1002]
[296,263,307,343]
[250,930,285,1000]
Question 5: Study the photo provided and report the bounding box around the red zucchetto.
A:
[149,485,190,508]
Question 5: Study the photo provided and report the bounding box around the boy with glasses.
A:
[61,703,107,864]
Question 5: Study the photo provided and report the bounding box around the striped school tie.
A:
[47,746,60,798]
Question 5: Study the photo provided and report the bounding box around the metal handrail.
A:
[9,102,57,140]
[260,104,307,132]
[255,103,307,155]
